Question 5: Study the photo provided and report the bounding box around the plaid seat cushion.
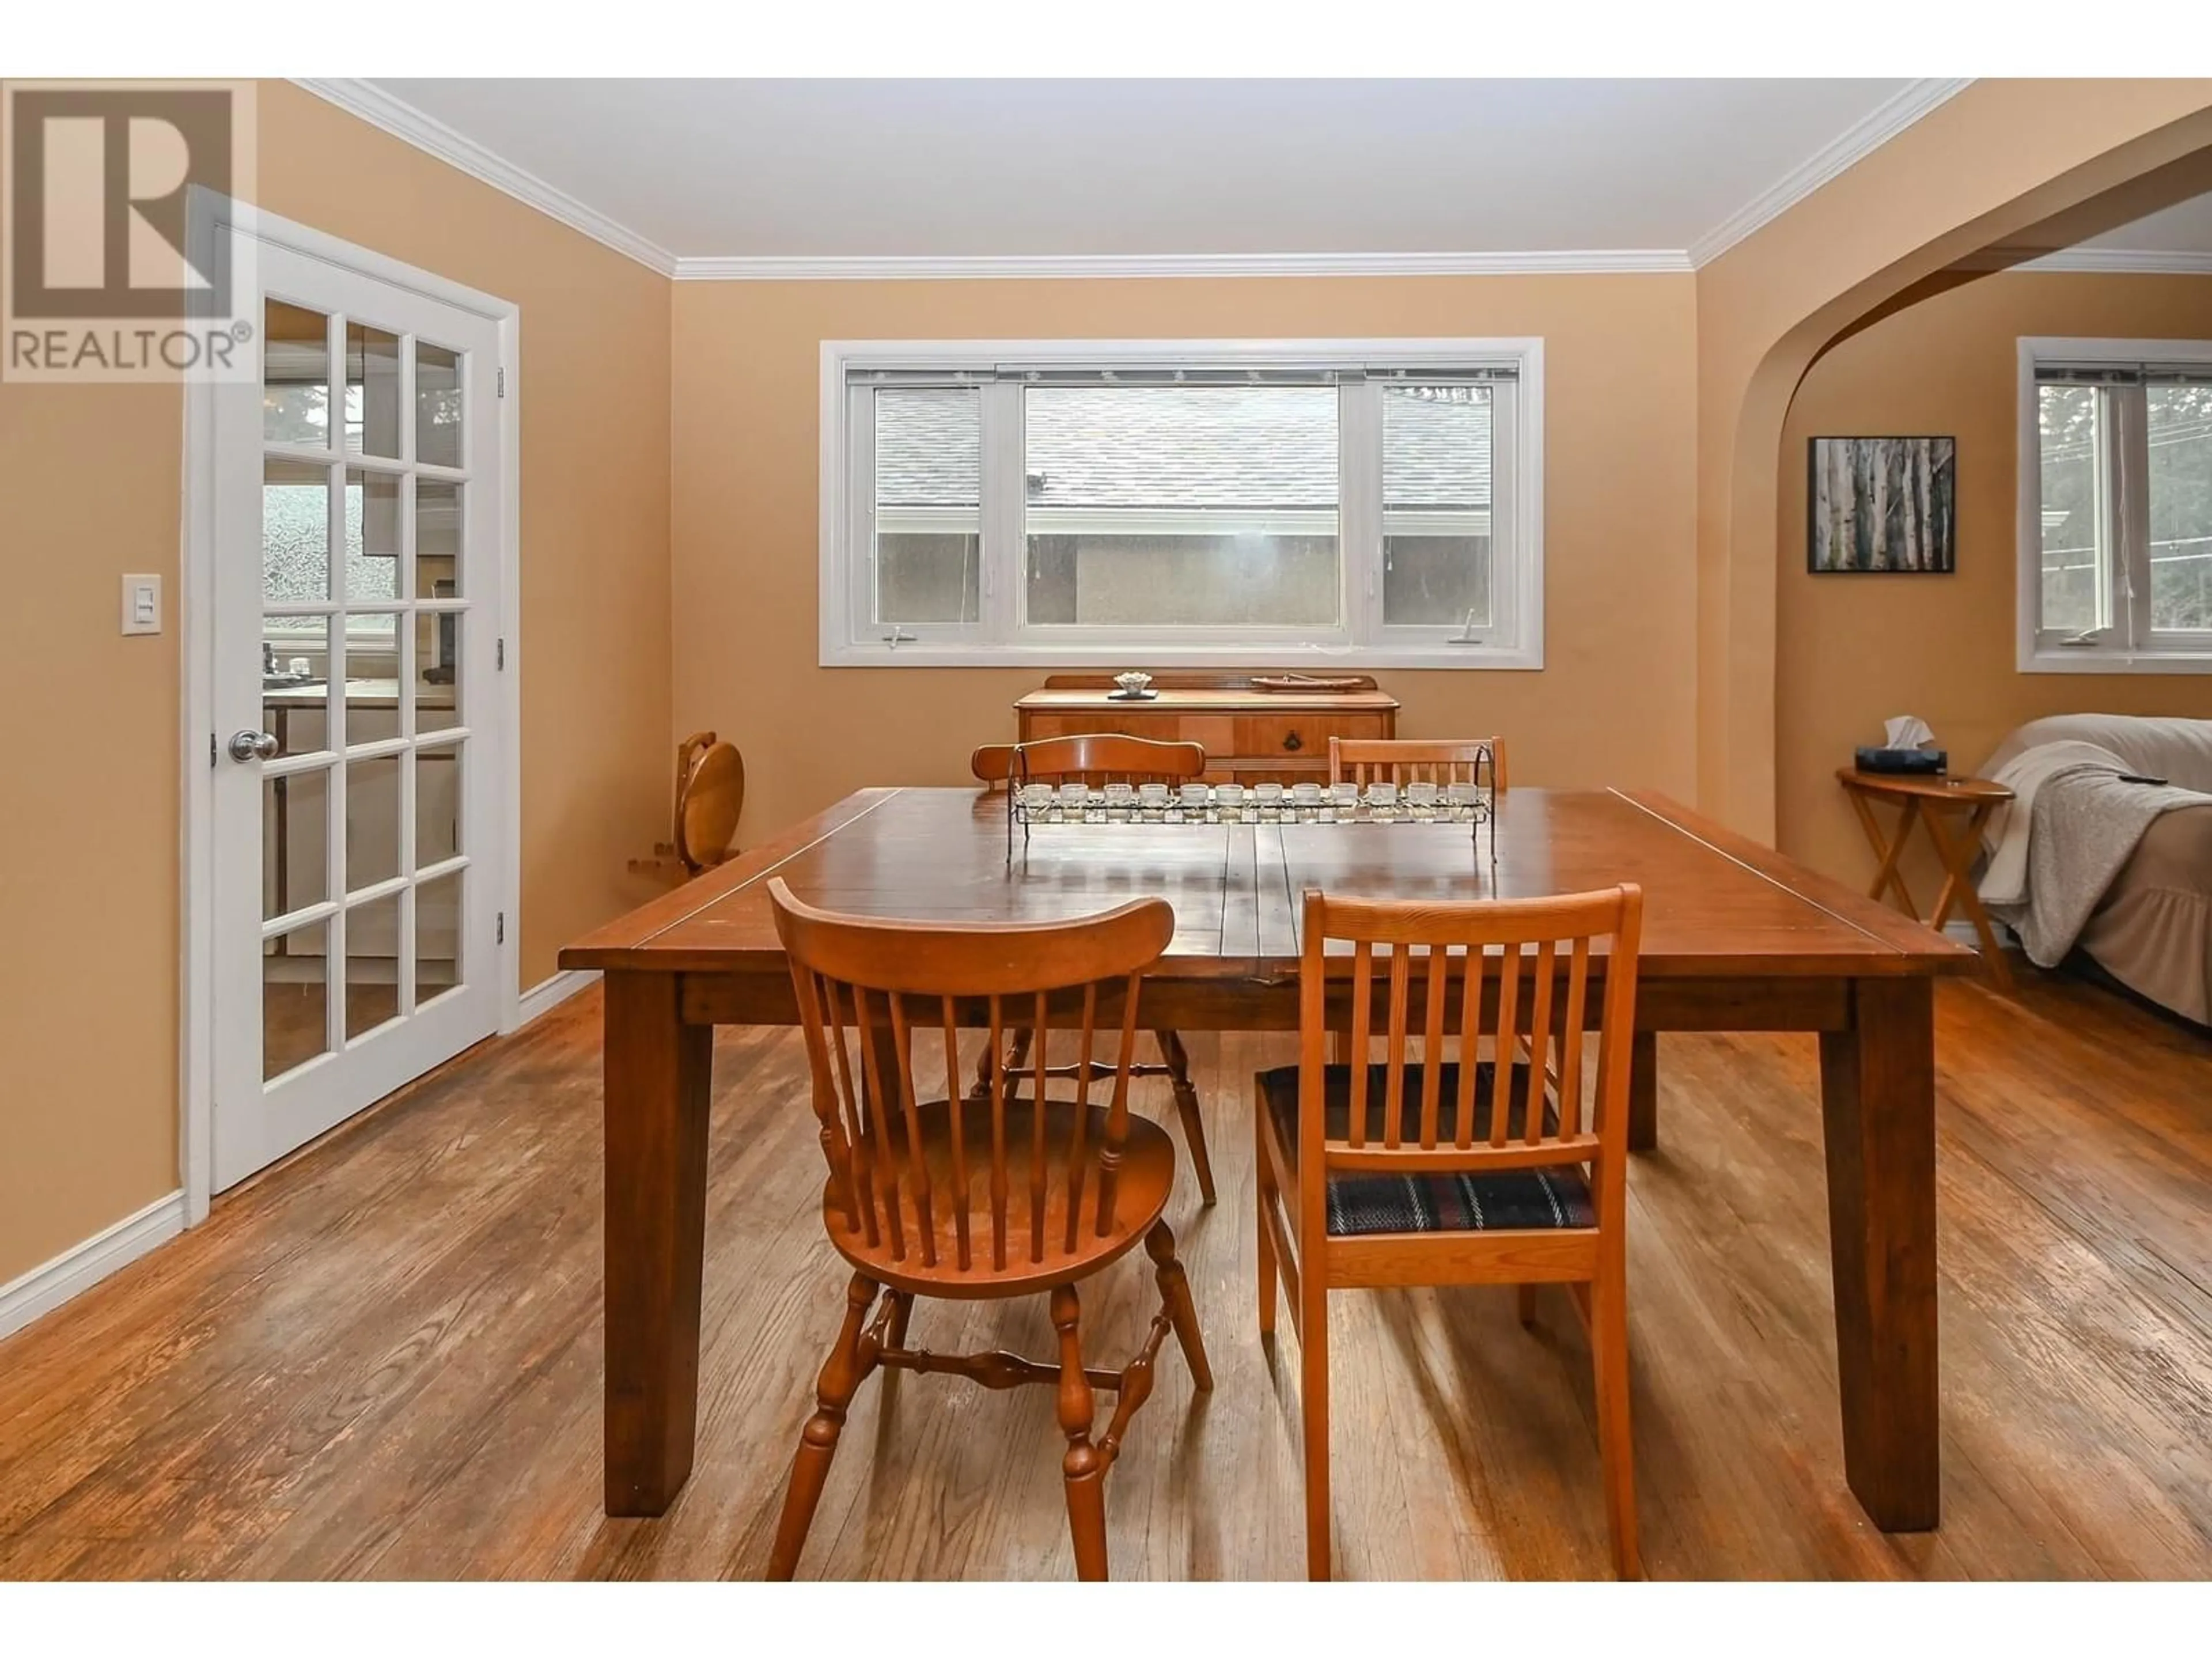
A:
[1257,1062,1595,1237]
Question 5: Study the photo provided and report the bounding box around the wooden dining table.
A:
[562,785,1975,1536]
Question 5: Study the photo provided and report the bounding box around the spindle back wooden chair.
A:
[1328,736,1510,792]
[766,878,1213,1581]
[963,735,1218,1205]
[1254,884,1645,1579]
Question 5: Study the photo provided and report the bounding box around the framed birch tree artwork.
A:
[1808,436,1957,572]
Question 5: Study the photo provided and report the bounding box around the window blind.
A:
[850,363,1521,388]
[2035,362,2211,386]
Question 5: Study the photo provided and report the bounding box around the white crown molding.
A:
[1687,78,1975,268]
[0,1190,185,1342]
[291,79,679,276]
[2002,247,2212,275]
[675,249,1693,282]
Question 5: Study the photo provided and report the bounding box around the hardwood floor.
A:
[2,963,2208,1579]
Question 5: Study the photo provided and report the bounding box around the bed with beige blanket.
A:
[1979,714,2212,1026]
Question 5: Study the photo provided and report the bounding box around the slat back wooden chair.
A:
[964,733,1218,1205]
[1321,735,1514,1070]
[767,878,1213,1581]
[969,732,1209,789]
[1253,884,1645,1579]
[1328,735,1510,792]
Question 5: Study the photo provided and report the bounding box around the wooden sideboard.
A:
[1013,672,1399,785]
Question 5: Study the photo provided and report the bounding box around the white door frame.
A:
[179,193,522,1225]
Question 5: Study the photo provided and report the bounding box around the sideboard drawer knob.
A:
[1283,730,1304,752]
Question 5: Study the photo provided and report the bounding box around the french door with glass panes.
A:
[209,235,507,1190]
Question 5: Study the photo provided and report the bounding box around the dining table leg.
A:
[1627,1031,1658,1152]
[1817,975,1940,1530]
[603,969,714,1516]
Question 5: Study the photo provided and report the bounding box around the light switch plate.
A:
[121,574,162,635]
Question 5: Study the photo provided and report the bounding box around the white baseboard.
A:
[513,968,600,1031]
[0,1190,186,1343]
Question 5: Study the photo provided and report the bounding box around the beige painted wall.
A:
[0,376,190,1286]
[671,275,1699,840]
[0,81,672,1285]
[1777,269,2212,896]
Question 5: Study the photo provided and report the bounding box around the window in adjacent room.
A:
[823,339,1540,666]
[2022,340,2212,671]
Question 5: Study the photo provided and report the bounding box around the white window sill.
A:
[2019,645,2212,675]
[817,641,1544,671]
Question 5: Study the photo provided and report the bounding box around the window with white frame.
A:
[821,339,1543,667]
[2021,339,2212,671]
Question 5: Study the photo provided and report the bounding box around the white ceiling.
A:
[2074,190,2212,253]
[358,78,1933,267]
[316,79,2212,278]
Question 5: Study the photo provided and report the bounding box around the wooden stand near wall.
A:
[1013,673,1399,786]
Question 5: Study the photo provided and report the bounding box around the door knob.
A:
[228,729,279,763]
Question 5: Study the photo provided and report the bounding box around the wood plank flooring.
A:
[1,964,2207,1579]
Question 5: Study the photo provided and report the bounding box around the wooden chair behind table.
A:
[765,879,1213,1581]
[1328,735,1510,791]
[627,730,744,881]
[1255,883,1646,1579]
[967,733,1219,1206]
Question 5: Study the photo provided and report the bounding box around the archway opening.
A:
[1768,152,2212,896]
